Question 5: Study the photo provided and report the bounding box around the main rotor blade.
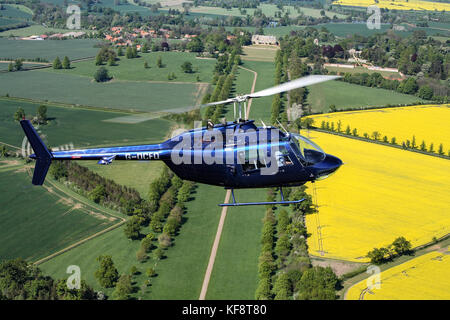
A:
[247,75,341,98]
[201,98,236,107]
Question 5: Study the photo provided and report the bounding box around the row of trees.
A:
[53,56,71,70]
[367,237,412,265]
[319,120,450,157]
[203,50,241,123]
[49,161,147,216]
[337,72,445,102]
[255,187,339,300]
[13,105,47,125]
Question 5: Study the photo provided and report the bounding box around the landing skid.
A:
[219,187,305,207]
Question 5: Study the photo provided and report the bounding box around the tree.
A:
[418,86,433,100]
[158,232,172,249]
[94,255,119,288]
[117,46,124,56]
[181,61,193,73]
[112,274,132,300]
[402,78,418,94]
[125,47,133,59]
[108,55,116,66]
[146,267,155,277]
[14,107,25,122]
[94,67,111,82]
[273,273,291,300]
[156,56,163,68]
[37,104,47,124]
[124,216,142,240]
[62,56,71,69]
[144,61,149,69]
[89,185,106,203]
[392,236,412,255]
[53,57,62,69]
[297,267,338,300]
[95,53,103,66]
[153,247,164,260]
[438,143,444,155]
[367,247,389,264]
[14,59,23,71]
[186,37,204,52]
[255,276,272,300]
[8,62,13,72]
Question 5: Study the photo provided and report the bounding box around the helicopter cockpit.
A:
[288,133,326,166]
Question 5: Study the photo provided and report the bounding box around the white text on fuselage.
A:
[125,152,160,160]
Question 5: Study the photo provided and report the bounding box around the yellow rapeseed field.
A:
[307,105,450,156]
[346,248,450,299]
[304,131,450,262]
[333,0,450,11]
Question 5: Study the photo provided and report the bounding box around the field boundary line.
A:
[199,65,258,300]
[27,169,126,265]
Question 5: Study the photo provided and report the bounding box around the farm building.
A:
[251,35,278,45]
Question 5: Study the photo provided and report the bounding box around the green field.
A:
[40,183,225,299]
[206,188,267,299]
[0,38,100,61]
[0,70,205,112]
[0,25,90,38]
[238,60,276,123]
[0,4,33,20]
[325,65,402,79]
[45,52,216,83]
[306,80,425,113]
[161,4,347,19]
[78,161,165,199]
[0,165,118,262]
[0,98,173,148]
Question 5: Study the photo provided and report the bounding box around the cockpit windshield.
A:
[290,133,326,165]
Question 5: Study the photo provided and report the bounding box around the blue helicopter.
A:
[20,75,343,206]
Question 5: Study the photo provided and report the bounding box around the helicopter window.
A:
[275,145,293,167]
[238,148,267,173]
[290,134,326,165]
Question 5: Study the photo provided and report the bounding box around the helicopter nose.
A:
[310,154,343,181]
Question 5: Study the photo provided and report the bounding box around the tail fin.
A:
[20,120,53,185]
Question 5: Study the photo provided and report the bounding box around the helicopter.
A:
[20,75,343,207]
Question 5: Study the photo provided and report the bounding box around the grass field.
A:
[0,98,173,148]
[346,248,450,299]
[241,45,278,62]
[0,25,90,38]
[325,65,403,79]
[307,104,450,154]
[45,52,216,83]
[78,161,165,199]
[0,38,100,61]
[40,183,225,299]
[333,0,450,11]
[0,165,117,262]
[0,4,33,20]
[0,70,205,112]
[206,188,267,299]
[304,131,450,262]
[306,80,424,113]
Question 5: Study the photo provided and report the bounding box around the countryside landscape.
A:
[0,0,449,304]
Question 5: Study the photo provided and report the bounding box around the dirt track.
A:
[198,65,258,300]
